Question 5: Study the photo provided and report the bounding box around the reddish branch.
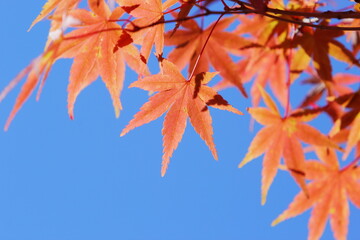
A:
[121,2,360,32]
[61,0,360,43]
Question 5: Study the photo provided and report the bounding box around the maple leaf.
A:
[121,59,242,176]
[0,39,63,130]
[213,3,297,106]
[116,0,178,60]
[289,21,360,82]
[236,2,358,84]
[165,17,251,97]
[215,47,290,108]
[235,1,292,47]
[340,19,360,55]
[300,67,360,108]
[329,91,360,160]
[29,0,80,30]
[344,112,360,159]
[60,1,149,119]
[272,147,360,240]
[332,90,360,114]
[170,0,195,36]
[239,85,341,205]
[0,0,149,129]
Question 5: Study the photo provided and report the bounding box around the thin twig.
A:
[188,13,225,80]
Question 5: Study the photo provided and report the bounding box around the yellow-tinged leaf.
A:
[257,84,279,114]
[248,107,280,126]
[314,146,339,169]
[289,109,320,122]
[328,40,360,67]
[29,0,79,30]
[290,44,312,82]
[239,125,279,168]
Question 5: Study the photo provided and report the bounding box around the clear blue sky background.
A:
[0,1,359,240]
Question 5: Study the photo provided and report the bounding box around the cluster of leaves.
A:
[1,0,360,239]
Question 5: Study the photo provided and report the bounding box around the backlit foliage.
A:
[1,0,360,239]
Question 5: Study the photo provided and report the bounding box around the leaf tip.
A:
[120,128,128,137]
[212,149,219,161]
[261,182,270,205]
[161,165,167,177]
[238,155,252,168]
[236,109,244,115]
[261,194,267,206]
[238,160,246,168]
[114,108,120,118]
[271,218,280,227]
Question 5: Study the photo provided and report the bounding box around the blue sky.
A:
[0,1,359,240]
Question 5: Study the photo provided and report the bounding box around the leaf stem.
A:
[187,13,225,81]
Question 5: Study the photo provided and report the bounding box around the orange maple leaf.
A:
[60,2,149,119]
[272,147,360,240]
[0,1,148,129]
[121,59,242,176]
[239,85,340,204]
[165,17,251,97]
[0,39,63,130]
[215,47,290,108]
[116,0,178,60]
[29,0,80,31]
[235,3,291,47]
